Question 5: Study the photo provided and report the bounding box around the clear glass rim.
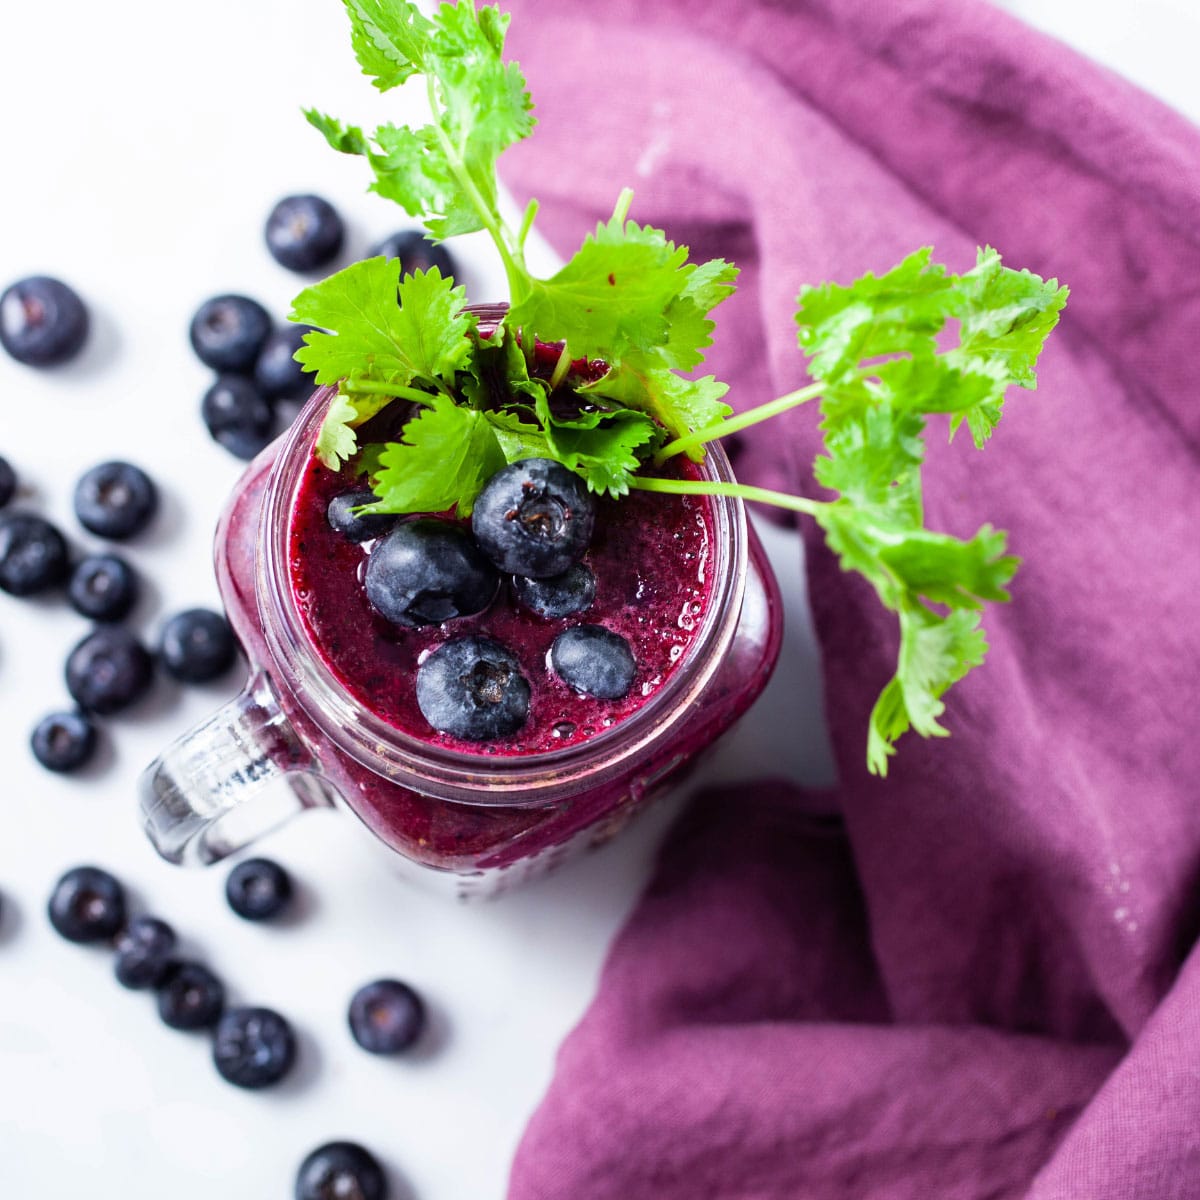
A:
[258,383,748,803]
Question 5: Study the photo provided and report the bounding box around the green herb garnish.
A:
[289,0,1068,775]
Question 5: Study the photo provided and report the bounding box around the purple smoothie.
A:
[213,384,782,889]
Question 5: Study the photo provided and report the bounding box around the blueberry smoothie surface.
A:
[287,449,715,757]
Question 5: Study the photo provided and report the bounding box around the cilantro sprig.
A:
[287,0,1069,774]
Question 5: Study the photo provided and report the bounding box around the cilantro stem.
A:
[548,343,572,390]
[611,187,634,226]
[424,75,529,303]
[628,476,822,517]
[653,380,826,465]
[517,198,539,251]
[344,380,438,408]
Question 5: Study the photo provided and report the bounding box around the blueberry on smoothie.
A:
[188,294,272,373]
[265,194,344,272]
[156,960,226,1030]
[369,229,457,280]
[0,512,70,595]
[0,456,16,508]
[512,562,596,619]
[254,324,313,401]
[213,1006,297,1089]
[471,459,594,578]
[47,866,126,944]
[114,916,177,989]
[202,375,275,461]
[326,489,397,543]
[0,275,89,367]
[551,625,637,700]
[65,627,155,715]
[67,553,139,623]
[416,636,530,740]
[225,857,293,922]
[348,979,426,1055]
[159,608,238,683]
[30,710,97,773]
[73,461,158,540]
[295,1142,388,1200]
[364,519,498,627]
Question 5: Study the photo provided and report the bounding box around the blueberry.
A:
[0,276,89,367]
[65,626,155,715]
[348,979,426,1055]
[47,866,125,944]
[471,459,594,579]
[114,916,177,989]
[73,461,158,540]
[156,960,226,1030]
[225,857,293,921]
[188,294,272,373]
[512,563,596,619]
[254,324,313,401]
[67,553,139,622]
[326,489,397,544]
[295,1142,388,1200]
[364,519,498,627]
[30,710,97,773]
[202,375,275,461]
[265,194,345,272]
[551,625,637,699]
[213,1006,297,1089]
[0,456,16,507]
[159,608,238,683]
[0,512,70,595]
[369,230,457,280]
[416,636,530,741]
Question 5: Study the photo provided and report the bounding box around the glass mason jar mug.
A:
[140,345,783,897]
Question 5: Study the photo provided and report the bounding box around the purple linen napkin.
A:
[499,1,1200,1195]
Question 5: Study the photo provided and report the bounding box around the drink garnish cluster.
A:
[289,0,1069,773]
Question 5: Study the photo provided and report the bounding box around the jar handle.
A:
[139,671,336,866]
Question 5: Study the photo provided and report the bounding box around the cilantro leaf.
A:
[361,394,506,517]
[579,360,731,456]
[291,261,475,387]
[341,0,431,91]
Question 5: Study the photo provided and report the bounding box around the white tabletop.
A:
[0,2,1192,1197]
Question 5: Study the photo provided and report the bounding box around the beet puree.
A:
[287,455,713,756]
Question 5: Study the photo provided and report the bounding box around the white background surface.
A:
[0,2,1193,1197]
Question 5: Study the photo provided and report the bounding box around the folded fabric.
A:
[498,0,1200,1196]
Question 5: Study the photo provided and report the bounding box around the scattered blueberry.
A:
[202,375,275,460]
[73,460,158,540]
[265,194,345,272]
[65,626,155,715]
[188,294,272,373]
[254,324,314,401]
[114,916,177,989]
[348,979,426,1055]
[156,960,226,1031]
[0,275,89,367]
[369,229,457,280]
[416,636,530,741]
[47,866,126,944]
[364,519,498,627]
[159,608,238,683]
[67,553,139,622]
[213,1006,297,1089]
[512,563,596,619]
[471,459,595,578]
[30,710,98,773]
[295,1142,388,1200]
[326,490,398,544]
[225,857,293,922]
[551,625,637,699]
[0,512,70,595]
[0,456,16,507]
